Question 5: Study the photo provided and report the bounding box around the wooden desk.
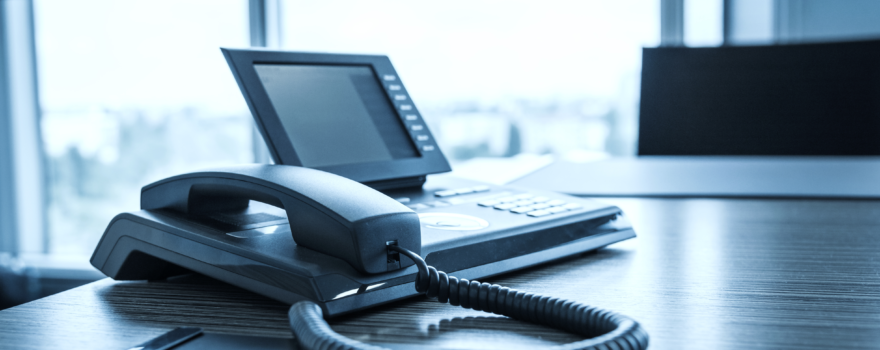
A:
[2,198,879,349]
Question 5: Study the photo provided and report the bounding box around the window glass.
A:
[282,1,659,161]
[34,0,251,255]
[685,0,724,47]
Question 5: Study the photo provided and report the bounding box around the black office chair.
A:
[638,39,880,156]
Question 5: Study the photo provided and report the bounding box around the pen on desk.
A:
[126,327,202,350]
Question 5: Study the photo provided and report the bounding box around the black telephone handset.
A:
[140,164,419,274]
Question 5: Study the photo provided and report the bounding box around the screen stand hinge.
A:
[362,176,426,191]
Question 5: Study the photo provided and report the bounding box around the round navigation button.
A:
[418,213,489,231]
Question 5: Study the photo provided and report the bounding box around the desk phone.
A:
[90,49,647,349]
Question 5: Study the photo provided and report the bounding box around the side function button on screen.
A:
[411,125,424,131]
[416,135,430,141]
[405,114,418,120]
[422,145,435,151]
[383,75,396,81]
[389,84,401,90]
[400,104,412,111]
[394,94,407,101]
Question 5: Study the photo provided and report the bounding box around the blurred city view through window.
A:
[34,0,659,256]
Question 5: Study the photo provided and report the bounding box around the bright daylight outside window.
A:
[283,1,659,163]
[34,0,253,256]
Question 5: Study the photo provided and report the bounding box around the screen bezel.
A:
[222,48,451,184]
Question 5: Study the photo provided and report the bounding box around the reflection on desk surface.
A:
[1,197,880,350]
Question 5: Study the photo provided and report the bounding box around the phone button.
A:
[418,213,489,231]
[527,210,552,217]
[434,190,458,197]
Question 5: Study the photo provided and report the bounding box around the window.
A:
[282,0,660,162]
[34,0,252,255]
[685,0,723,47]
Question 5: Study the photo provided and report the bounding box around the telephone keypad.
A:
[479,192,583,218]
[416,189,579,218]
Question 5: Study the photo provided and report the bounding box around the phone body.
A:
[90,49,636,316]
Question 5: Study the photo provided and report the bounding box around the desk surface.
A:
[2,197,880,349]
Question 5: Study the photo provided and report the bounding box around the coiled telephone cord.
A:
[289,245,649,350]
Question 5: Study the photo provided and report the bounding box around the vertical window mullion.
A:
[0,0,47,255]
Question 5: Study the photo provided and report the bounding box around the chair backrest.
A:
[638,39,880,155]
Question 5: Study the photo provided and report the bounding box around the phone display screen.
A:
[254,64,419,168]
